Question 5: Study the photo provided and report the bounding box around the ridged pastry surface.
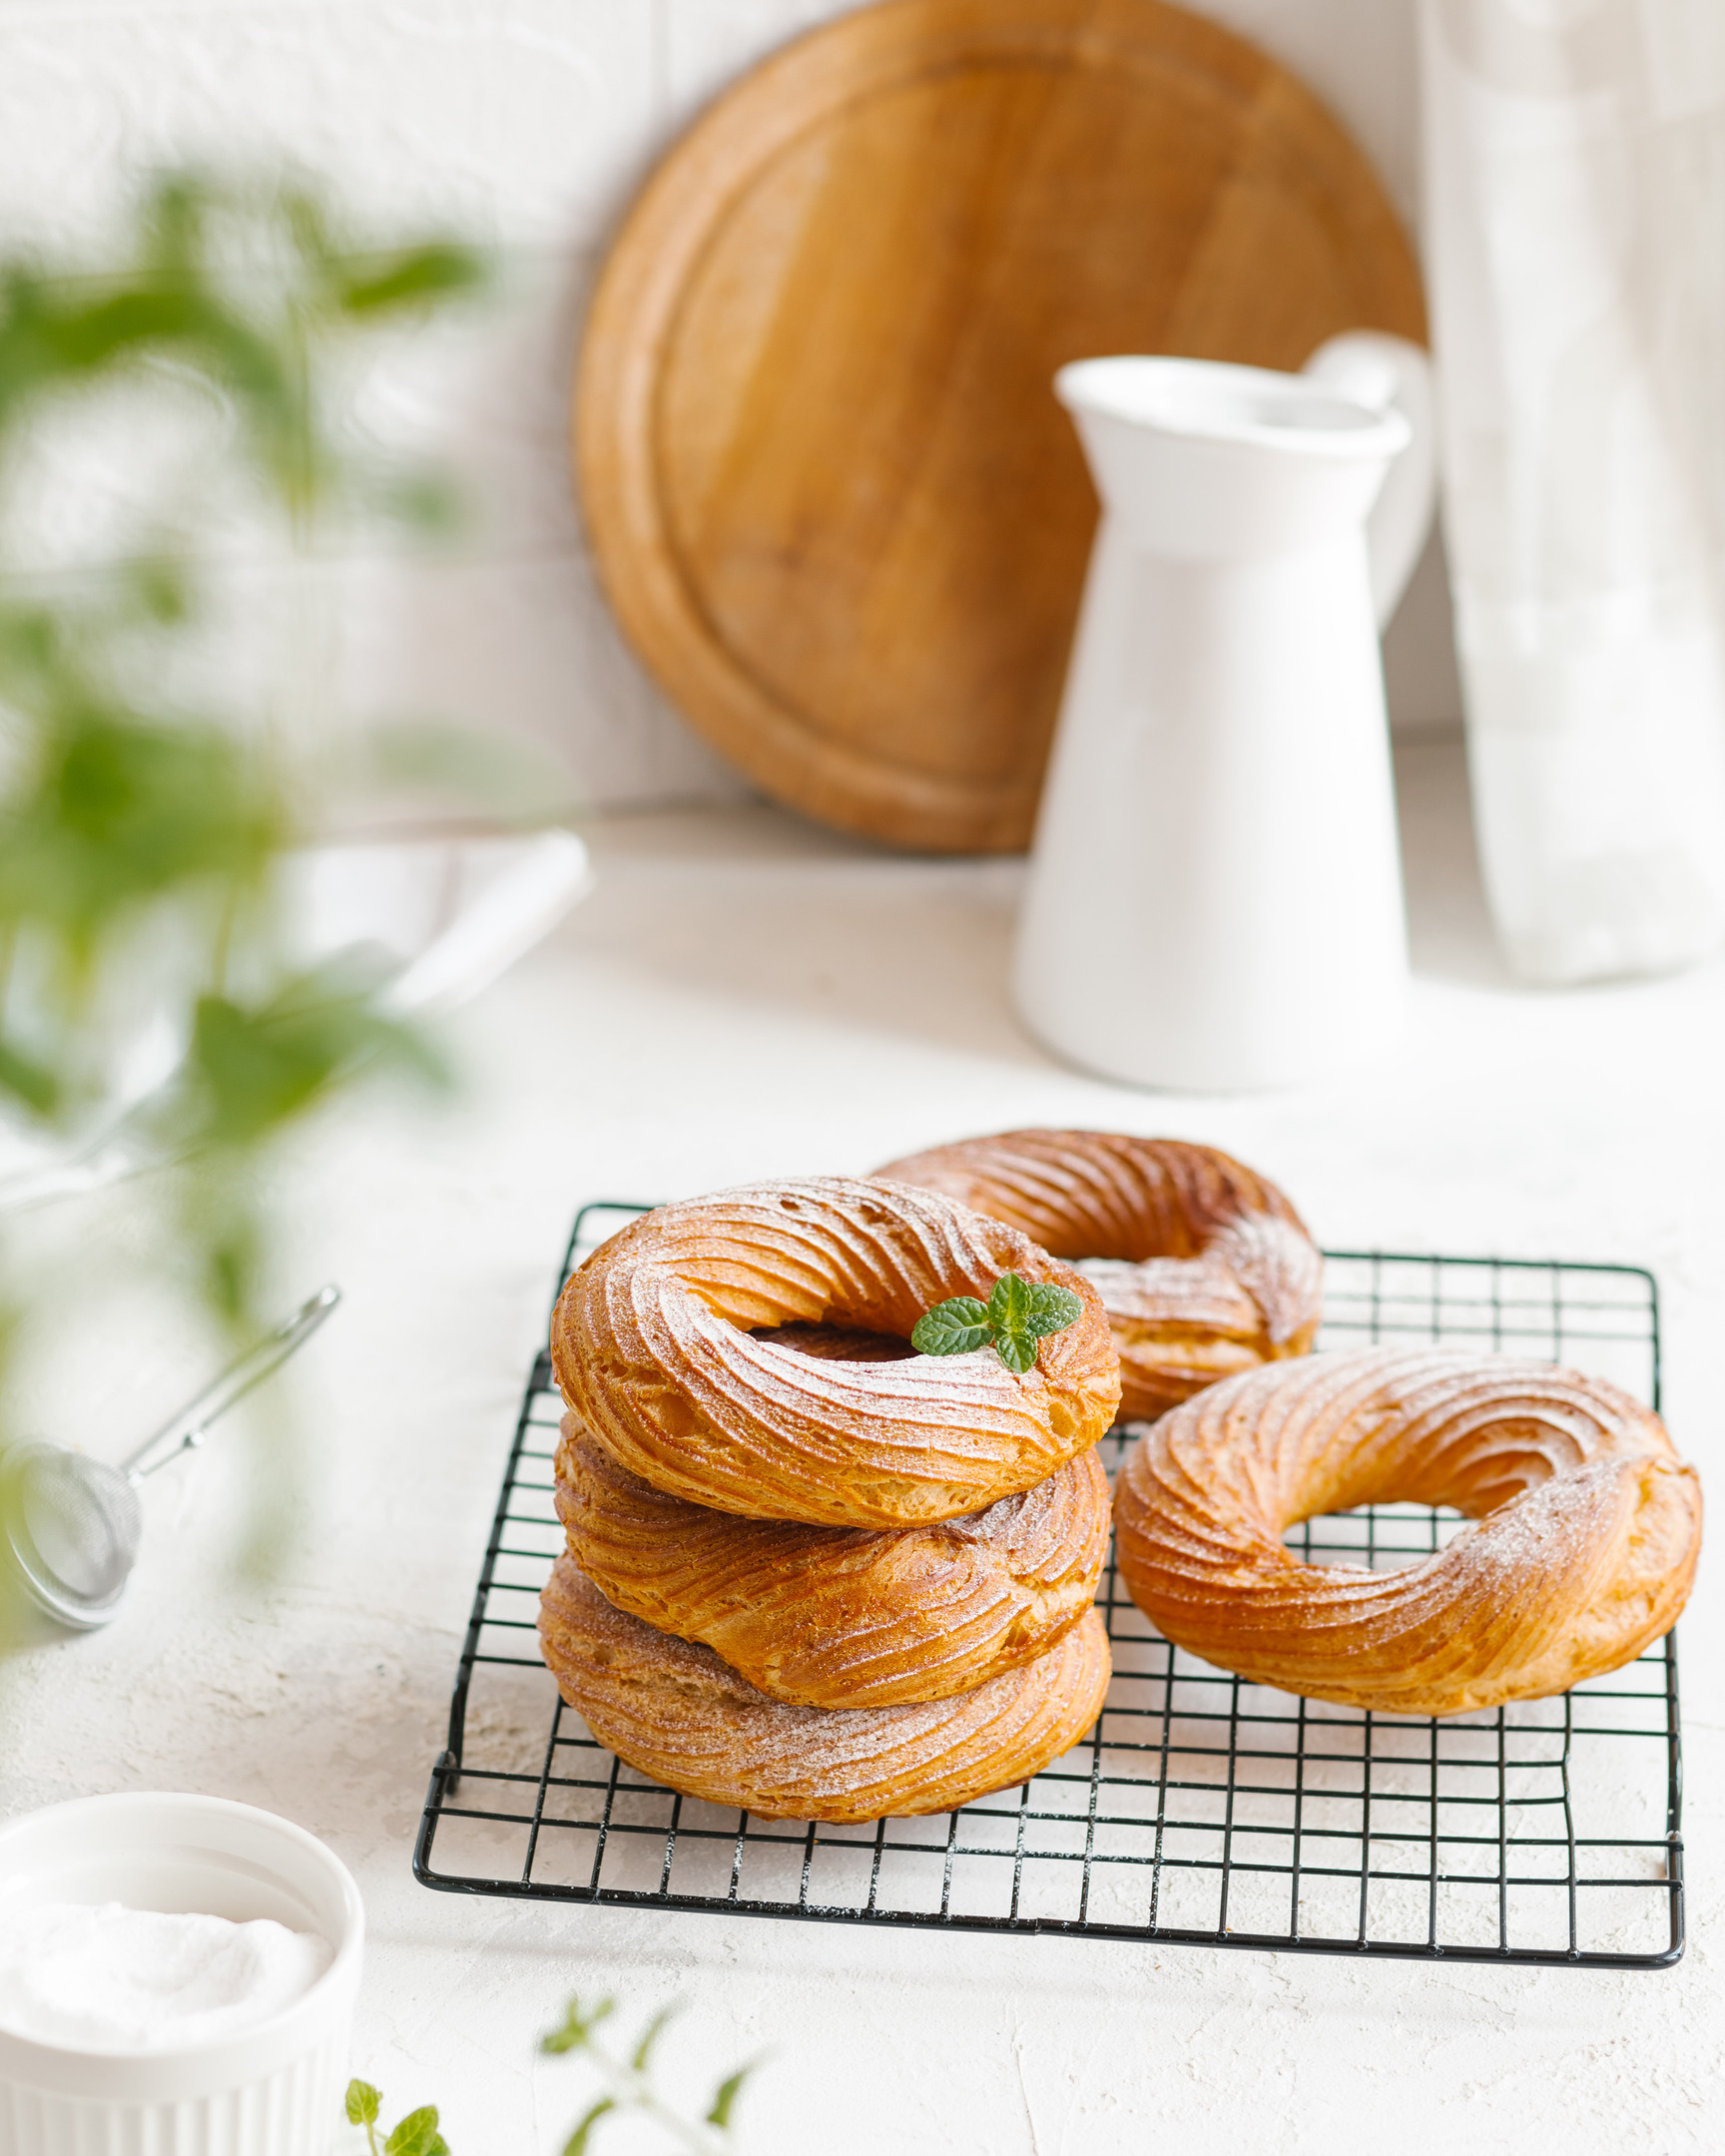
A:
[1114,1346,1702,1717]
[874,1131,1322,1418]
[552,1177,1122,1527]
[555,1414,1110,1706]
[538,1554,1111,1823]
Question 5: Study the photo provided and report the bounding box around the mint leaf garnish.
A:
[911,1297,990,1355]
[913,1272,1082,1374]
[992,1329,1039,1375]
[1023,1281,1083,1338]
[985,1271,1033,1340]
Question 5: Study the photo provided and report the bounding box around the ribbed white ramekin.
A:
[0,1792,364,2156]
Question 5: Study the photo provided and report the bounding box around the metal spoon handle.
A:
[121,1285,342,1482]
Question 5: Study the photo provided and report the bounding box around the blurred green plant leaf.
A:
[332,243,486,317]
[382,2107,447,2156]
[0,1036,61,1117]
[630,2003,678,2072]
[0,715,280,948]
[0,164,490,1562]
[561,2097,616,2156]
[345,2081,381,2127]
[179,966,446,1151]
[541,1995,615,2056]
[351,1993,759,2156]
[706,2065,754,2131]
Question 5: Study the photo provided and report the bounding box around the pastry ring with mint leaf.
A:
[553,1177,1121,1527]
[912,1272,1085,1375]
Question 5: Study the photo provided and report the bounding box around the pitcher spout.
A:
[1055,356,1410,562]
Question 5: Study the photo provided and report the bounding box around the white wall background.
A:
[0,0,1459,824]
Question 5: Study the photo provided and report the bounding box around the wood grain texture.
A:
[576,0,1427,852]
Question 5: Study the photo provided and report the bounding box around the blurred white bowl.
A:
[0,1792,363,2156]
[287,826,592,1019]
[0,825,592,1215]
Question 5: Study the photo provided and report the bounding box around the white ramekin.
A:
[0,1792,364,2156]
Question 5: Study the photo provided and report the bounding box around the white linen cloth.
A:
[1420,0,1725,982]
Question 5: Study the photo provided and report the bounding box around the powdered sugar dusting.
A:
[1113,1345,1699,1716]
[552,1418,1110,1707]
[553,1177,1119,1525]
[538,1554,1111,1818]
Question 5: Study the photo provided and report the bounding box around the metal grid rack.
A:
[415,1205,1683,1968]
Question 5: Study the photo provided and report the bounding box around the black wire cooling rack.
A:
[414,1204,1683,1968]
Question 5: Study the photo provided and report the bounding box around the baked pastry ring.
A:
[873,1130,1322,1419]
[1114,1346,1702,1717]
[538,1554,1111,1822]
[554,1414,1110,1707]
[552,1177,1121,1527]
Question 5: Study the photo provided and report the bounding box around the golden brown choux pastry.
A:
[554,1413,1109,1707]
[537,1554,1111,1823]
[1113,1346,1702,1717]
[874,1131,1322,1419]
[552,1177,1121,1528]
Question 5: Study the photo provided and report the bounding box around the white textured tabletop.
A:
[2,738,1719,2153]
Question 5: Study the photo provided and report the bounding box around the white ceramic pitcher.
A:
[1013,334,1437,1091]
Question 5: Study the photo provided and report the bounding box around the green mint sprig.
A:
[345,1992,754,2156]
[345,2083,447,2156]
[542,1996,754,2155]
[911,1271,1082,1375]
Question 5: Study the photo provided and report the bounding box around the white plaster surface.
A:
[0,737,1719,2152]
[0,0,1458,827]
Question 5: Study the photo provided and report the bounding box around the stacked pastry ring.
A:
[874,1129,1324,1417]
[540,1177,1120,1819]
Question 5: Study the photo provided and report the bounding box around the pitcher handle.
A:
[1304,331,1438,630]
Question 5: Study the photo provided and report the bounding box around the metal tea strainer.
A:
[0,1285,340,1630]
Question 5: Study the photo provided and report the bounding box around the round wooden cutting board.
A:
[576,0,1427,853]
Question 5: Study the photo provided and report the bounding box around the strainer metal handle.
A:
[121,1285,342,1482]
